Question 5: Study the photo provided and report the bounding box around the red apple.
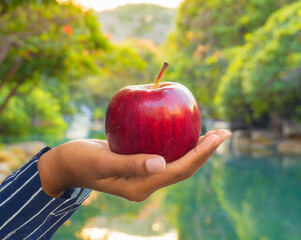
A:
[105,63,201,162]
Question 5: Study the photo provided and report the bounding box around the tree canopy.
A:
[215,2,301,123]
[167,0,301,125]
[174,0,295,50]
[0,1,161,137]
[0,1,108,136]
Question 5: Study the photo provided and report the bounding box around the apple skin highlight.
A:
[105,82,202,162]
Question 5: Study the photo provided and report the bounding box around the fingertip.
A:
[216,129,232,140]
[206,134,220,144]
[146,156,166,174]
[205,130,216,136]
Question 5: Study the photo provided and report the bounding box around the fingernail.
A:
[146,157,166,174]
[207,134,220,144]
[219,129,232,139]
[205,130,216,136]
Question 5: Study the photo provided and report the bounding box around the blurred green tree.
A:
[0,87,67,136]
[86,39,162,122]
[167,0,296,118]
[215,1,301,124]
[0,0,163,138]
[174,0,295,50]
[86,39,161,103]
[0,1,108,114]
[0,0,53,14]
[0,1,108,136]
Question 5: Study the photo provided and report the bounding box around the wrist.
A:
[38,147,67,198]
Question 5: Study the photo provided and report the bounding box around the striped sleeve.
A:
[0,147,91,240]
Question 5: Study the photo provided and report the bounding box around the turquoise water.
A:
[53,153,301,240]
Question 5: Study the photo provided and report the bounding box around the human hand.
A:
[38,129,231,200]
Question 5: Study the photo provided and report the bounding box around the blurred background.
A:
[1,0,301,239]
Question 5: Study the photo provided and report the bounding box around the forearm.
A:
[0,148,91,240]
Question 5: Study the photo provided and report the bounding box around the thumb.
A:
[105,153,166,177]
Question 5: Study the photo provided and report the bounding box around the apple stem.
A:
[154,62,169,89]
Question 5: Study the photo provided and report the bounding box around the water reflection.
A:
[164,154,301,240]
[79,228,177,240]
[53,154,301,240]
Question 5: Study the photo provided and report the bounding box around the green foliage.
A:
[0,96,30,136]
[90,131,106,140]
[25,88,67,135]
[165,49,227,115]
[0,0,108,137]
[0,0,164,140]
[0,0,53,14]
[215,2,301,122]
[168,0,301,124]
[0,1,108,86]
[0,87,67,136]
[93,108,106,120]
[175,0,295,50]
[86,39,161,105]
[3,0,300,140]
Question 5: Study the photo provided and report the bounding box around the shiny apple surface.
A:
[105,82,202,162]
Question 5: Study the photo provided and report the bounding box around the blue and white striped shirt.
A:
[0,147,91,239]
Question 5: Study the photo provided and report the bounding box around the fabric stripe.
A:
[2,168,21,182]
[0,171,38,207]
[26,189,90,239]
[23,198,75,240]
[53,193,90,216]
[37,213,69,240]
[0,147,91,239]
[0,187,43,231]
[2,198,56,240]
[0,159,38,192]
